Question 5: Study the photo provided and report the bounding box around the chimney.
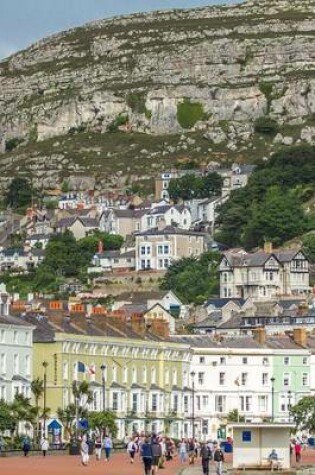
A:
[253,327,267,345]
[264,241,273,253]
[131,313,145,336]
[149,318,170,339]
[98,240,104,254]
[293,328,307,347]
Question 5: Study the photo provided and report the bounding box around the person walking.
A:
[81,439,89,466]
[141,436,153,475]
[213,444,225,475]
[151,435,162,475]
[127,438,137,463]
[200,442,212,475]
[188,438,196,465]
[295,441,302,463]
[95,436,102,461]
[178,439,188,464]
[40,437,49,457]
[22,436,31,457]
[103,435,113,462]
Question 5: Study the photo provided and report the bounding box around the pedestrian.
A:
[0,436,4,453]
[141,436,153,475]
[81,438,89,466]
[95,435,102,461]
[103,435,113,462]
[178,439,187,463]
[127,438,137,463]
[151,435,162,475]
[40,436,49,457]
[200,442,212,475]
[295,441,302,463]
[22,436,31,457]
[188,438,196,465]
[213,443,225,475]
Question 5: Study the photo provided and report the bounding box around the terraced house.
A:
[29,311,190,440]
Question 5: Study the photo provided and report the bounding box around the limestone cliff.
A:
[0,0,315,190]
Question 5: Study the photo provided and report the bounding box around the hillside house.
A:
[55,216,99,240]
[220,247,310,299]
[135,226,206,271]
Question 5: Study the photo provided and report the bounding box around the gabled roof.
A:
[113,209,147,218]
[204,298,245,309]
[56,216,99,228]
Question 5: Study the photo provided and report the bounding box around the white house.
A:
[220,247,310,299]
[0,284,34,402]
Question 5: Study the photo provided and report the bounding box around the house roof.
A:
[204,298,246,309]
[223,248,306,268]
[0,314,34,327]
[56,216,99,228]
[136,226,204,237]
[114,209,147,218]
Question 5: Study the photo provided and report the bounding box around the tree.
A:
[78,232,123,256]
[226,409,245,423]
[168,173,222,202]
[10,394,35,436]
[290,396,315,433]
[5,177,33,209]
[302,234,315,263]
[57,404,78,440]
[0,400,15,434]
[161,252,220,304]
[88,411,118,438]
[31,377,44,444]
[72,381,93,408]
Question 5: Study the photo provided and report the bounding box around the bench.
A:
[239,459,284,472]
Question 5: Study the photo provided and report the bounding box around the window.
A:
[200,356,205,364]
[25,355,31,375]
[0,353,6,374]
[152,394,158,411]
[240,395,252,412]
[113,392,118,411]
[151,367,157,384]
[184,395,189,412]
[13,354,19,374]
[303,357,308,365]
[143,367,147,384]
[215,395,226,413]
[242,357,248,365]
[63,361,68,380]
[283,373,290,386]
[262,357,269,366]
[219,372,225,385]
[13,331,18,344]
[123,367,128,384]
[198,372,204,385]
[196,395,201,411]
[302,373,309,387]
[284,357,290,366]
[258,395,268,412]
[112,365,117,382]
[202,395,209,408]
[173,394,178,412]
[132,367,137,384]
[132,393,138,412]
[262,373,268,386]
[220,357,226,365]
[173,369,177,385]
[0,329,5,343]
[241,373,248,386]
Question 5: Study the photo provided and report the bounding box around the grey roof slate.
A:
[136,226,204,237]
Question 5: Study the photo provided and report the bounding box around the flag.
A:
[77,361,86,373]
[234,377,240,386]
[88,364,96,375]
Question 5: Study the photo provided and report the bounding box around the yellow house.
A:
[32,315,190,440]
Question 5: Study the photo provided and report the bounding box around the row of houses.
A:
[1,280,315,442]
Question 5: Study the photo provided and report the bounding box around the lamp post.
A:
[101,364,106,411]
[270,376,275,423]
[190,371,196,439]
[288,390,292,422]
[42,361,48,437]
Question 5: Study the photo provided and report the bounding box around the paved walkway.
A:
[0,451,181,475]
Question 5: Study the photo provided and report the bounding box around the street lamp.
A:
[288,390,292,422]
[101,364,106,411]
[42,361,48,437]
[190,371,196,439]
[270,376,275,423]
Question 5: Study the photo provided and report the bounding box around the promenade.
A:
[1,449,314,475]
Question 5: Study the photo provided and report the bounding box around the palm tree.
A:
[10,394,34,437]
[57,404,88,441]
[72,381,93,408]
[31,377,44,445]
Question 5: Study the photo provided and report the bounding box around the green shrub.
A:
[68,124,86,135]
[127,93,146,114]
[5,137,23,152]
[177,99,205,129]
[254,117,279,135]
[107,114,129,132]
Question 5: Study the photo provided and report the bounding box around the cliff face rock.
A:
[0,0,315,189]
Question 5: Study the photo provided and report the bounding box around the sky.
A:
[0,0,240,60]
